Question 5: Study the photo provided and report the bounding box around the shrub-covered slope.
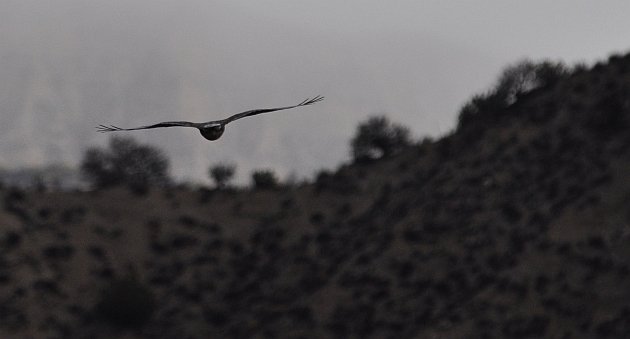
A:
[2,52,630,338]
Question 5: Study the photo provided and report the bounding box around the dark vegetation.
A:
[350,115,411,162]
[251,169,279,190]
[209,163,236,189]
[81,136,171,193]
[3,51,630,338]
[457,59,569,132]
[95,277,157,328]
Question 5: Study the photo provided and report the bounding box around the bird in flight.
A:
[97,95,324,141]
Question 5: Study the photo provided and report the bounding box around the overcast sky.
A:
[1,0,630,184]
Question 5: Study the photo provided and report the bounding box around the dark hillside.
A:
[2,51,630,338]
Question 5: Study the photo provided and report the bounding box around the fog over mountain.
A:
[1,0,628,183]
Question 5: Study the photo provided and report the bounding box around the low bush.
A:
[209,163,236,189]
[350,116,411,162]
[251,169,279,190]
[95,277,156,328]
[81,136,171,191]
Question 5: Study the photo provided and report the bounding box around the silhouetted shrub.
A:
[209,163,236,189]
[150,241,168,255]
[587,235,606,250]
[555,242,573,256]
[178,215,196,227]
[197,187,214,204]
[42,245,75,260]
[572,81,588,95]
[435,135,455,159]
[203,307,229,327]
[596,307,630,337]
[572,62,589,74]
[535,274,550,294]
[402,227,422,243]
[458,59,568,130]
[2,231,22,250]
[314,170,332,192]
[81,136,171,191]
[32,279,60,295]
[351,115,411,162]
[494,59,567,103]
[3,188,30,221]
[96,277,156,328]
[502,315,550,338]
[38,207,51,220]
[61,206,86,224]
[585,90,629,136]
[528,99,559,124]
[87,245,106,260]
[336,202,352,216]
[280,197,295,210]
[170,233,199,249]
[500,202,522,223]
[251,169,278,190]
[5,187,26,202]
[315,170,361,195]
[0,271,10,285]
[457,92,505,131]
[310,212,325,225]
[0,304,27,330]
[486,252,516,271]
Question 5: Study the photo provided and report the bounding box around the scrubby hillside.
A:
[2,52,630,338]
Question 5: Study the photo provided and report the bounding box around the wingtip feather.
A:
[300,95,324,106]
[96,124,124,132]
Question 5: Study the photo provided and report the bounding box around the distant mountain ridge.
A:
[0,165,81,190]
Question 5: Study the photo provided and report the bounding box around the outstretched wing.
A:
[96,121,200,133]
[218,95,324,125]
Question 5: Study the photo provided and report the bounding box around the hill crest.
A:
[2,50,630,338]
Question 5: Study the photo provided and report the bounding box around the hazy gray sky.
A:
[1,0,629,183]
[249,1,630,58]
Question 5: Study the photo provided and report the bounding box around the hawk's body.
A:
[97,96,323,141]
